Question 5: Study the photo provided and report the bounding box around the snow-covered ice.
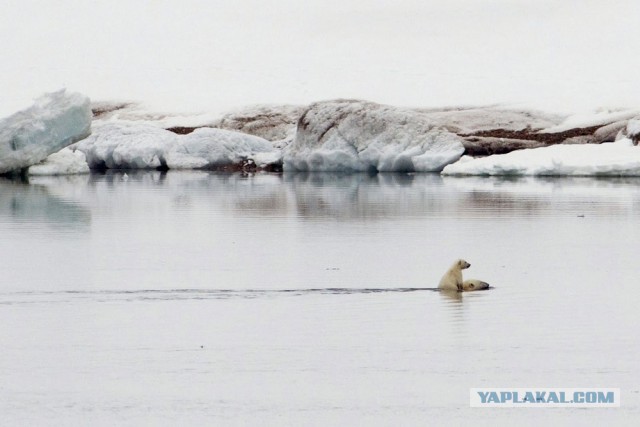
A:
[0,90,91,174]
[91,101,224,130]
[284,100,464,172]
[4,92,640,177]
[213,104,304,144]
[166,127,278,170]
[419,107,564,134]
[75,122,178,170]
[442,139,640,176]
[74,122,278,171]
[27,147,90,175]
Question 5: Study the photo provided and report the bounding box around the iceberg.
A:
[0,90,92,174]
[284,100,464,172]
[442,139,640,176]
[166,127,278,170]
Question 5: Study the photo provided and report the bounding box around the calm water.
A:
[1,172,639,425]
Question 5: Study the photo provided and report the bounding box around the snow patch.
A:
[91,101,222,130]
[442,139,640,176]
[0,90,92,174]
[541,109,640,134]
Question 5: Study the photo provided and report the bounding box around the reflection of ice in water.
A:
[0,177,91,231]
[0,172,639,425]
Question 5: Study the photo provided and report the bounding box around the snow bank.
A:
[284,100,464,172]
[28,148,90,175]
[541,109,640,134]
[0,90,91,174]
[442,139,640,176]
[166,128,278,169]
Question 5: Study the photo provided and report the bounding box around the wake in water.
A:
[1,287,447,304]
[0,287,497,305]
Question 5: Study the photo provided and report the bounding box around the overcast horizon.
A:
[2,0,640,117]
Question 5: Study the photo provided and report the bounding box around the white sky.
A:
[2,0,639,116]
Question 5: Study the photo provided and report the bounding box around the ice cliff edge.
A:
[0,90,92,174]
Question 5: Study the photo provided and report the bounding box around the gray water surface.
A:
[1,172,638,425]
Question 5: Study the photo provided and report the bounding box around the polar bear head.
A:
[463,279,490,291]
[457,259,471,269]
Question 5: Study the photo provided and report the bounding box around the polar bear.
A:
[438,259,490,292]
[462,279,490,291]
[438,259,469,291]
